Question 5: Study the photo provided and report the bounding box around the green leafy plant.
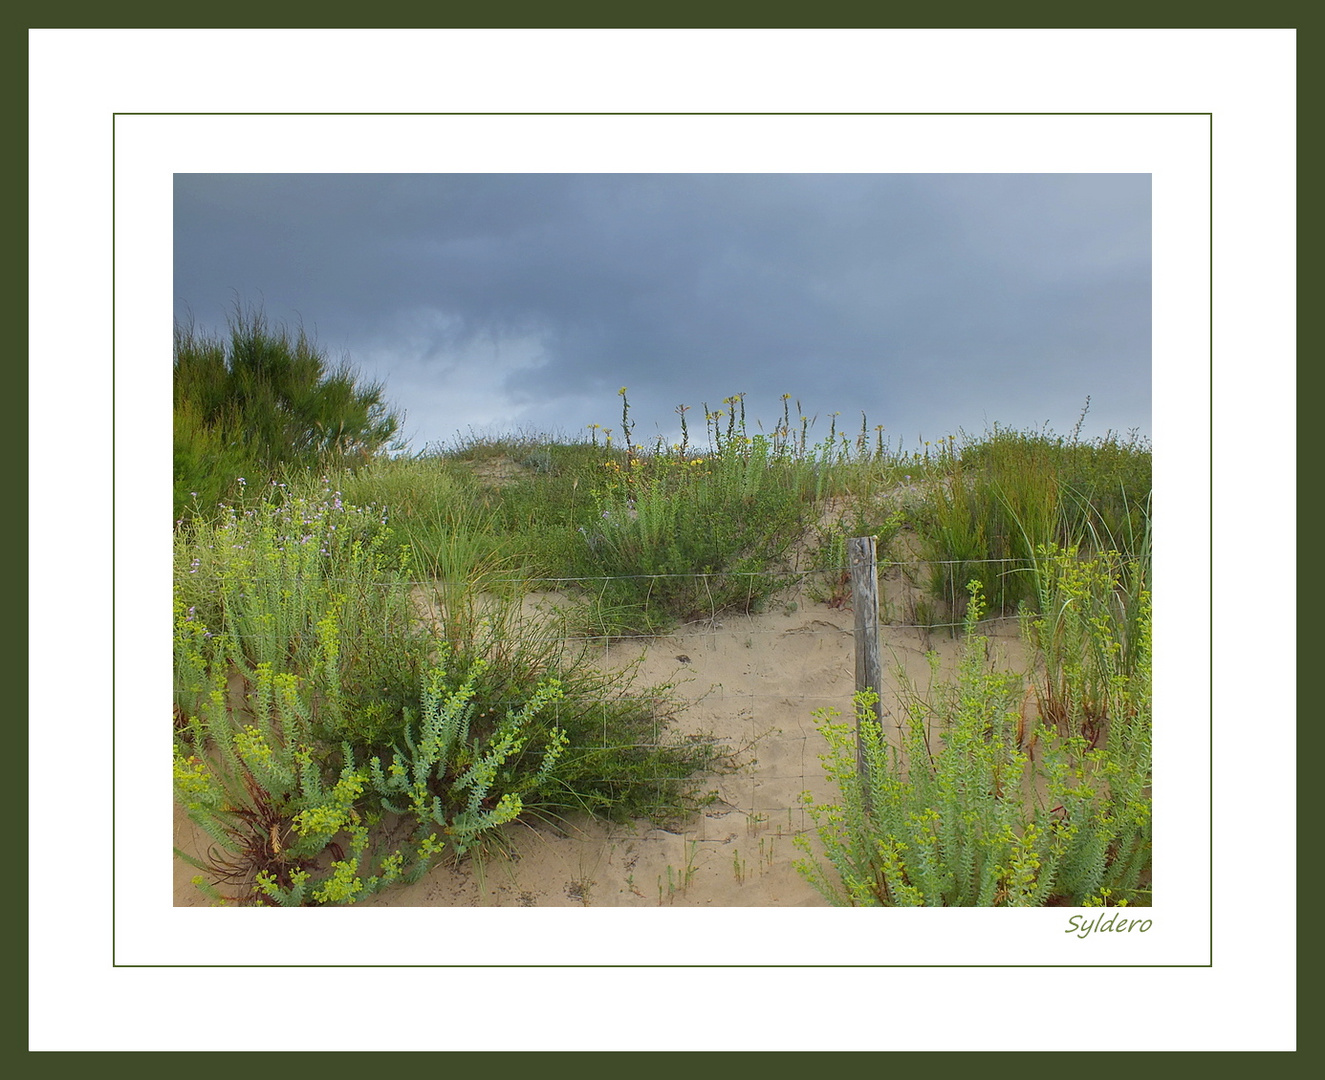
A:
[795,577,1150,906]
[173,628,444,906]
[174,631,576,904]
[367,651,569,855]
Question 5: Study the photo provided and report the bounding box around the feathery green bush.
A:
[174,304,402,523]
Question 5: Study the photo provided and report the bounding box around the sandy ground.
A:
[173,565,1027,908]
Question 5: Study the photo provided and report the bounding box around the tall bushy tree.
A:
[174,305,404,521]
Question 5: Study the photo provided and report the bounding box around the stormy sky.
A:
[173,172,1151,454]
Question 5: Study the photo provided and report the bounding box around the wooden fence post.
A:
[848,535,884,787]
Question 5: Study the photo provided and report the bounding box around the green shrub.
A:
[796,575,1150,906]
[173,630,447,906]
[407,594,732,826]
[174,304,403,523]
[366,650,568,856]
[173,398,257,525]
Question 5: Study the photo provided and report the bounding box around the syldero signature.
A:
[1066,912,1154,939]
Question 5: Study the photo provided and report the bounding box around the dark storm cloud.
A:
[174,173,1150,448]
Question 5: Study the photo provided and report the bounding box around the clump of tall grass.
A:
[914,416,1151,623]
[574,443,799,633]
[567,392,819,635]
[1022,544,1151,761]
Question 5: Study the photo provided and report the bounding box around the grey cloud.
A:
[174,172,1150,449]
